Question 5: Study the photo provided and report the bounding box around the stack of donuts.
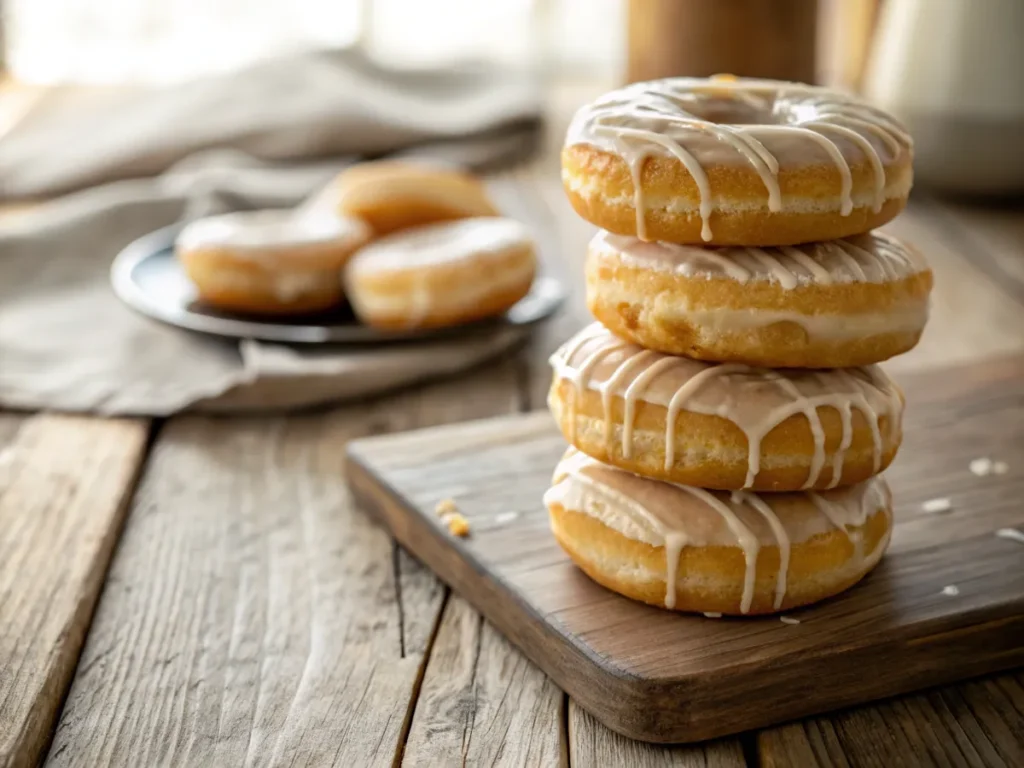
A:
[175,161,537,330]
[544,76,934,616]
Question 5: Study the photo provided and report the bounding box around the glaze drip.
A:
[566,77,913,240]
[550,324,902,489]
[546,448,892,613]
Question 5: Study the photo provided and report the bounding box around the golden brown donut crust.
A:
[334,161,498,236]
[547,377,902,492]
[562,145,912,246]
[179,254,343,314]
[586,238,933,368]
[549,502,890,615]
[351,255,535,330]
[345,218,536,330]
[175,209,372,314]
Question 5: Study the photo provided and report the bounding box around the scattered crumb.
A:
[921,497,952,514]
[970,458,993,476]
[996,528,1024,544]
[703,612,722,618]
[495,511,519,525]
[445,512,471,538]
[993,461,1009,475]
[434,498,458,517]
[779,616,801,625]
[941,585,960,597]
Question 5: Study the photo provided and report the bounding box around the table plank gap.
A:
[0,413,149,768]
[43,354,566,767]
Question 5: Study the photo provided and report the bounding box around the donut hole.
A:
[691,96,773,126]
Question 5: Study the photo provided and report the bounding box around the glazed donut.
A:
[345,217,536,330]
[548,324,904,492]
[545,448,892,615]
[333,161,498,236]
[587,229,932,368]
[562,76,914,245]
[176,209,371,314]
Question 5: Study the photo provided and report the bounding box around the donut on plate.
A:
[548,324,904,492]
[332,161,499,236]
[345,217,536,330]
[586,229,932,368]
[545,447,892,615]
[176,209,371,314]
[562,76,914,245]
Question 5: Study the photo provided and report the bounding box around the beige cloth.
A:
[0,50,542,415]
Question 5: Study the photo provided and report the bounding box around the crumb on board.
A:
[703,612,722,618]
[445,512,470,537]
[495,511,519,525]
[970,458,993,476]
[435,498,458,517]
[941,585,960,596]
[996,527,1024,544]
[921,497,952,514]
[779,616,801,625]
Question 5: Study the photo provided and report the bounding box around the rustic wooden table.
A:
[2,80,1023,767]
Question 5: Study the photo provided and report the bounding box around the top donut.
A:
[562,76,914,246]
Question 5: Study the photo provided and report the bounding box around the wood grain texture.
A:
[386,355,571,767]
[759,671,1024,767]
[0,414,148,768]
[403,595,564,767]
[569,700,744,767]
[44,355,569,766]
[47,413,427,767]
[347,355,1024,743]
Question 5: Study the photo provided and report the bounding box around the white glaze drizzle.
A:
[546,449,891,614]
[347,216,533,275]
[566,77,913,240]
[550,324,902,489]
[177,208,371,255]
[732,490,790,610]
[591,230,928,287]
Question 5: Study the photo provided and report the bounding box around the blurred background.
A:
[3,0,870,86]
[4,0,1021,194]
[2,0,1023,417]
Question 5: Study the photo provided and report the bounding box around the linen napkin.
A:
[0,49,543,415]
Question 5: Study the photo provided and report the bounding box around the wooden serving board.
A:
[346,355,1024,744]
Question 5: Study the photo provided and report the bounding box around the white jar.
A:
[863,0,1024,194]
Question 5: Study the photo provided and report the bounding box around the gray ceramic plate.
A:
[111,224,565,344]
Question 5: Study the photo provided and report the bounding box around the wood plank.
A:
[402,595,564,766]
[0,414,148,768]
[386,320,570,765]
[758,670,1024,767]
[44,355,568,766]
[47,412,426,767]
[346,355,1024,743]
[569,700,745,767]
